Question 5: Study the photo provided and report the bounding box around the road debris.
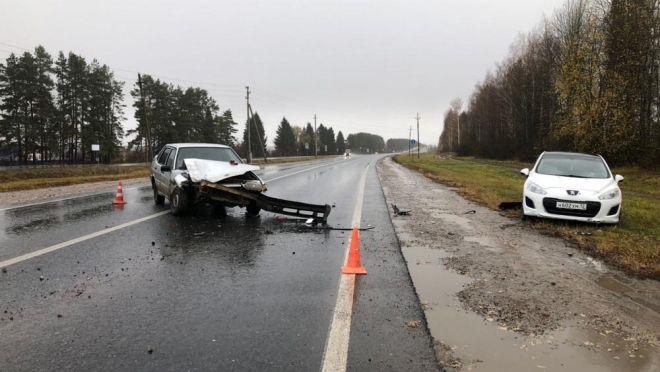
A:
[391,203,411,216]
[405,320,421,328]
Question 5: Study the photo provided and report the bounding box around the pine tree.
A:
[0,53,24,162]
[243,112,268,158]
[336,131,345,154]
[274,117,296,156]
[302,122,314,155]
[218,109,238,146]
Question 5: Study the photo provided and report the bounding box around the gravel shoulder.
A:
[377,156,660,372]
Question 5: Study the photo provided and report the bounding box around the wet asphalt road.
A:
[0,155,439,372]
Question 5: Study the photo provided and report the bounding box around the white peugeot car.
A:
[520,152,624,224]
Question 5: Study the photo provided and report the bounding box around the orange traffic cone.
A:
[112,181,127,205]
[341,228,367,275]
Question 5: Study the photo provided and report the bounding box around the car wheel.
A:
[521,208,527,221]
[170,187,188,216]
[211,201,227,216]
[246,201,261,217]
[153,186,165,205]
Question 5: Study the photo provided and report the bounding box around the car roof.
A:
[165,143,231,149]
[542,151,602,159]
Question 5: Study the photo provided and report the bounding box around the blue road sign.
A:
[410,139,417,145]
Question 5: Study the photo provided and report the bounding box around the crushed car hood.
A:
[183,158,260,183]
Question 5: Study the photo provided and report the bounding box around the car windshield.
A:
[535,154,610,179]
[175,147,243,169]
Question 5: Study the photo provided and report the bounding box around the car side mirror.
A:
[615,174,624,183]
[161,165,171,173]
[520,168,529,177]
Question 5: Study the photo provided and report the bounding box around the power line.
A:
[0,42,30,51]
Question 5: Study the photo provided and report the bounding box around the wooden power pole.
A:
[245,86,252,164]
[416,113,421,159]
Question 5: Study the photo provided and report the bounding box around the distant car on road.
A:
[520,152,623,224]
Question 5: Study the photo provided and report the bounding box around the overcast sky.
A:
[1,0,566,149]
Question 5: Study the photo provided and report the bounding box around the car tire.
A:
[246,201,261,217]
[211,201,227,216]
[170,187,188,216]
[154,186,165,205]
[521,208,527,221]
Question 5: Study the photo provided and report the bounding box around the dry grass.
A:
[0,165,150,192]
[394,154,660,280]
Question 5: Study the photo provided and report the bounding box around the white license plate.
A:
[556,202,587,210]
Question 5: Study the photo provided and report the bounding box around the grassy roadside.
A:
[0,165,151,192]
[394,154,660,280]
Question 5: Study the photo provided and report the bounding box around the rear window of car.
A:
[535,153,610,179]
[174,147,243,169]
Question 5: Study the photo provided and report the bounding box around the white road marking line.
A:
[0,185,149,212]
[321,163,370,372]
[0,211,170,268]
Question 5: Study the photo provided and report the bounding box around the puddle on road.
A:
[597,274,660,315]
[403,245,660,372]
[598,275,634,295]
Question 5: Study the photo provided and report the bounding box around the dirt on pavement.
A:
[377,156,660,372]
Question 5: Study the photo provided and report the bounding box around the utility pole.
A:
[416,113,421,159]
[245,86,252,164]
[137,73,152,162]
[314,114,318,157]
[408,126,412,156]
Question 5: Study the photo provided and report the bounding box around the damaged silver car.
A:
[151,143,331,222]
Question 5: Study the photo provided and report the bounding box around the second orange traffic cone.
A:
[341,227,367,275]
[112,180,127,205]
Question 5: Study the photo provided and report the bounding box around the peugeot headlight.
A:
[526,181,547,195]
[598,188,620,200]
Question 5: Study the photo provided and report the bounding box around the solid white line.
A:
[0,185,148,212]
[0,211,170,268]
[320,163,370,372]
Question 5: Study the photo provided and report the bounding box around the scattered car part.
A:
[391,203,411,215]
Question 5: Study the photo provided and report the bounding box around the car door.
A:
[163,148,177,196]
[153,147,173,195]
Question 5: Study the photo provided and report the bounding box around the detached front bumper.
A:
[522,191,621,224]
[200,181,331,223]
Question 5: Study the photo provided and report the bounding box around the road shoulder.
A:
[377,156,660,372]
